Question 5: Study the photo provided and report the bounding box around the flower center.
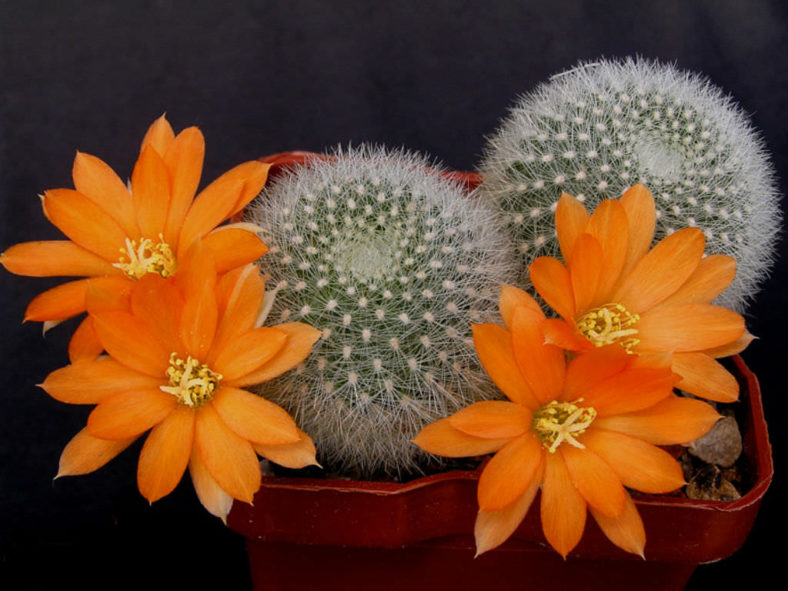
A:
[576,303,640,352]
[532,400,597,453]
[113,235,177,279]
[160,353,222,408]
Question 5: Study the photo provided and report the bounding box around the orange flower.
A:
[41,246,321,521]
[1,115,270,361]
[413,285,720,557]
[530,184,752,402]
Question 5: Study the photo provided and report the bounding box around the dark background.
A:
[1,1,785,589]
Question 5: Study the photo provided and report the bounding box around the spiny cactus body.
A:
[246,147,516,477]
[479,57,780,311]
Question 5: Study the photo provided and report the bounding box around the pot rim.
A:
[257,149,483,190]
[246,356,771,512]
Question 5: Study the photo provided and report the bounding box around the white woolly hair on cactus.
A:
[479,56,781,312]
[245,146,517,478]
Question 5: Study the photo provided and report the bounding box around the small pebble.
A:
[688,415,742,468]
[259,459,276,477]
[685,464,741,501]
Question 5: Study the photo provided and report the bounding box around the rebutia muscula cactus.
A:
[479,57,781,311]
[246,147,516,477]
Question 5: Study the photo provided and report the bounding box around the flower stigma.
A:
[577,303,640,352]
[532,400,597,453]
[113,234,177,279]
[160,353,223,408]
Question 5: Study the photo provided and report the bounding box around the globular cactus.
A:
[246,147,516,478]
[479,57,781,311]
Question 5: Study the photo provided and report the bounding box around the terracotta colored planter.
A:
[231,152,772,589]
[228,356,771,591]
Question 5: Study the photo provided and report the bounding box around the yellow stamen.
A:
[532,399,597,453]
[160,353,222,408]
[113,234,177,279]
[577,303,640,352]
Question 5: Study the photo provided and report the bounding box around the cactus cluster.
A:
[478,57,781,311]
[246,147,516,477]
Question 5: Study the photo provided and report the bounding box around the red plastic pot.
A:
[228,356,770,591]
[231,152,772,590]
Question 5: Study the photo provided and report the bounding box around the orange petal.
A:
[478,433,542,511]
[619,184,656,279]
[594,396,721,445]
[530,256,576,320]
[91,309,170,376]
[176,244,219,359]
[636,304,745,352]
[581,366,674,417]
[629,349,675,370]
[450,401,531,440]
[41,358,162,404]
[137,406,195,503]
[87,388,177,440]
[583,429,685,494]
[212,386,300,445]
[212,264,265,355]
[202,227,269,273]
[613,228,705,313]
[412,417,510,457]
[68,316,104,362]
[555,193,590,263]
[195,403,261,503]
[131,144,171,239]
[176,178,243,256]
[189,446,234,522]
[541,318,591,352]
[569,234,603,313]
[130,274,184,355]
[671,352,739,402]
[140,114,175,155]
[541,452,587,558]
[225,322,321,388]
[562,344,631,402]
[163,127,205,245]
[42,189,128,261]
[499,284,543,330]
[590,491,645,558]
[56,428,136,477]
[0,241,119,277]
[227,161,271,217]
[211,327,287,382]
[84,276,134,314]
[253,428,319,469]
[215,263,262,314]
[26,275,130,323]
[25,279,91,322]
[72,151,138,237]
[585,200,629,304]
[703,331,755,358]
[474,460,543,556]
[177,161,268,256]
[657,254,736,307]
[471,323,539,408]
[561,445,625,518]
[511,307,565,405]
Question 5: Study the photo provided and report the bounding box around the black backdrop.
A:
[1,1,785,589]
